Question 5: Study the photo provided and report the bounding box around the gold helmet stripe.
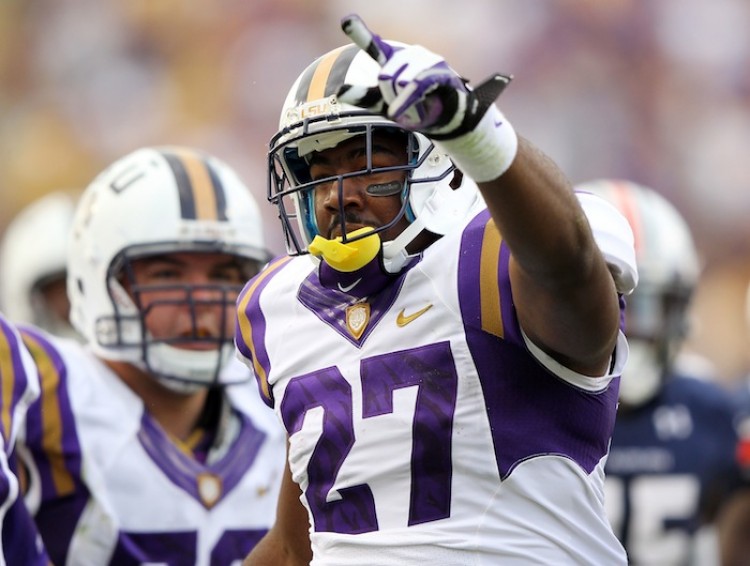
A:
[160,148,228,221]
[295,45,360,104]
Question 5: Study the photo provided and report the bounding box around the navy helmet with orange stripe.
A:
[268,42,482,273]
[67,146,269,391]
[576,179,701,407]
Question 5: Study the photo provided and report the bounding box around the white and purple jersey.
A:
[236,203,630,565]
[0,315,47,565]
[17,325,286,566]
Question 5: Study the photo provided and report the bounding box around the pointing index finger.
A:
[341,14,393,65]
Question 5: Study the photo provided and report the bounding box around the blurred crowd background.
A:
[1,0,749,384]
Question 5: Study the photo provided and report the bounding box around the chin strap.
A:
[380,215,426,273]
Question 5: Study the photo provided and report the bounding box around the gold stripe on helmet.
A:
[306,45,350,102]
[173,148,219,221]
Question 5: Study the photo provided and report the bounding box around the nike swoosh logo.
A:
[396,304,433,327]
[338,278,362,293]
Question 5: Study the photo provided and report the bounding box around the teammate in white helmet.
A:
[13,146,286,565]
[0,190,80,339]
[237,14,637,565]
[581,179,742,565]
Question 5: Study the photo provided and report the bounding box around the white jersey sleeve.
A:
[577,191,639,295]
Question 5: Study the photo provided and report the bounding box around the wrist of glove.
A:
[436,104,518,183]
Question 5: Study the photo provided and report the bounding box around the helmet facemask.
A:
[619,279,694,408]
[269,110,456,272]
[96,245,260,394]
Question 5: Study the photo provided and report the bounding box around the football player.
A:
[15,146,286,565]
[237,14,637,565]
[581,179,741,565]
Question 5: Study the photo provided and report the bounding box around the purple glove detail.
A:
[341,14,395,65]
[339,14,512,140]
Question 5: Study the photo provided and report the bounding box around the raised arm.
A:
[478,139,620,375]
[339,14,624,376]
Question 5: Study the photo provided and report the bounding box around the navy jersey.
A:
[605,373,739,565]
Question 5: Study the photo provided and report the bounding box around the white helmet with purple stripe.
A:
[68,146,268,391]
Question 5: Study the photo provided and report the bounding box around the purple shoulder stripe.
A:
[457,210,521,345]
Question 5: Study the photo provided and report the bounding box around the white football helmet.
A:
[68,146,268,392]
[576,179,700,407]
[0,190,80,338]
[268,43,482,273]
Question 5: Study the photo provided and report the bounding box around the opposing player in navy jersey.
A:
[0,314,48,565]
[236,14,638,565]
[13,146,286,565]
[581,179,741,565]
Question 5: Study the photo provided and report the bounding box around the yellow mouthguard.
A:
[309,227,381,272]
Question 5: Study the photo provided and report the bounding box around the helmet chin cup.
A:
[145,343,241,393]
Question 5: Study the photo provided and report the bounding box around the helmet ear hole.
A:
[449,169,463,190]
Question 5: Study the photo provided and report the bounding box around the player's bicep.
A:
[510,251,620,377]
